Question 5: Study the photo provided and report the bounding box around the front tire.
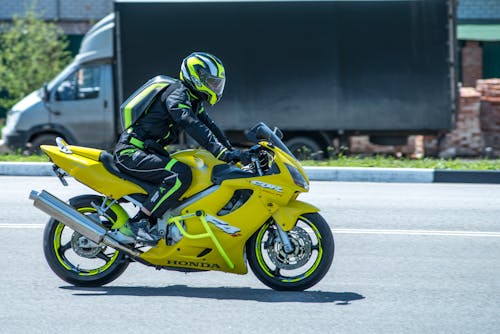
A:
[43,195,130,286]
[247,213,334,291]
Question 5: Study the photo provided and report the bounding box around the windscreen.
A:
[245,122,296,160]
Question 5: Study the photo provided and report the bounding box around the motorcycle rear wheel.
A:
[247,213,334,291]
[43,195,130,287]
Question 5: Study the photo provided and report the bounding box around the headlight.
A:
[285,164,309,190]
[7,109,18,116]
[4,110,20,129]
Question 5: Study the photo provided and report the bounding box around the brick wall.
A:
[438,87,484,157]
[437,80,500,158]
[477,79,500,156]
[462,41,483,87]
[349,135,424,158]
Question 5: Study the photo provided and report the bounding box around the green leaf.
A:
[0,4,71,112]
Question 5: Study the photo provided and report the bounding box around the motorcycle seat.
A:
[99,151,157,195]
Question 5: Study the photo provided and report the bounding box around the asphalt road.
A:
[1,177,499,334]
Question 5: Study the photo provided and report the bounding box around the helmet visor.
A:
[199,69,226,96]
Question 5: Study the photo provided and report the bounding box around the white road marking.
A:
[333,228,500,238]
[0,224,46,229]
[2,224,500,238]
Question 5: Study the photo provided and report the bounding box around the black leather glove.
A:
[220,149,252,165]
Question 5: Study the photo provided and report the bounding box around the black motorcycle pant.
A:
[114,148,192,219]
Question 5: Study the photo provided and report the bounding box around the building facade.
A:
[0,0,112,34]
[457,0,500,85]
[458,0,500,22]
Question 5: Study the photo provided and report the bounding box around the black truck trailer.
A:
[115,0,457,155]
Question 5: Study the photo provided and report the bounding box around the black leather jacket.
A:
[115,79,232,157]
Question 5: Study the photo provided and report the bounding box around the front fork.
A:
[275,223,294,254]
[270,200,320,254]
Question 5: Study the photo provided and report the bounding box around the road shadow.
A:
[61,285,364,304]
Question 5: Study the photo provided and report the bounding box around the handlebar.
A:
[239,145,273,176]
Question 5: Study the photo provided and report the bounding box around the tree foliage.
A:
[0,6,71,113]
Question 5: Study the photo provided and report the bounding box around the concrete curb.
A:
[1,161,500,183]
[305,166,434,183]
[434,170,500,184]
[0,162,54,176]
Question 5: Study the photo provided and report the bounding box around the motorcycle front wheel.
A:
[43,195,130,287]
[247,213,334,291]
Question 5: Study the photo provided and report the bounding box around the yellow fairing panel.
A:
[141,180,274,274]
[172,149,223,199]
[41,145,147,199]
[64,145,103,161]
[272,200,319,231]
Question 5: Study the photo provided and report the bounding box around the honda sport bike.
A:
[30,123,334,291]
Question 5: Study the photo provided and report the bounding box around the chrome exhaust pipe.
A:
[30,190,140,257]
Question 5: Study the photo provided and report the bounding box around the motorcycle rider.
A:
[113,52,250,244]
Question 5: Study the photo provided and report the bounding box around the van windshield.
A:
[46,62,78,92]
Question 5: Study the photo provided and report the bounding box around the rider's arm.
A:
[165,86,228,160]
[197,106,233,150]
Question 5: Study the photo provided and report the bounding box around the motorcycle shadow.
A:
[61,285,364,304]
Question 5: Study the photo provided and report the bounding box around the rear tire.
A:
[28,134,60,155]
[285,136,322,160]
[43,195,130,286]
[247,213,334,291]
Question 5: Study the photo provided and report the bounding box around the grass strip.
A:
[1,153,499,170]
[0,154,49,162]
[302,156,500,170]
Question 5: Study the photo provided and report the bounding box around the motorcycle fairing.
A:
[140,168,307,273]
[42,145,148,199]
[272,200,319,232]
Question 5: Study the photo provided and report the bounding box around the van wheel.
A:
[285,136,322,160]
[28,134,60,155]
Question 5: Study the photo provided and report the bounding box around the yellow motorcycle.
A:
[30,123,334,291]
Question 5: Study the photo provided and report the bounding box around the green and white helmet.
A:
[180,52,226,105]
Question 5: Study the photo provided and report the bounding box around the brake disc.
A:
[71,232,102,258]
[267,226,312,270]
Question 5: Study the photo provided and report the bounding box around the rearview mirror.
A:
[42,83,50,102]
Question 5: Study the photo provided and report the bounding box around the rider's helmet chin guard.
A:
[180,52,226,105]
